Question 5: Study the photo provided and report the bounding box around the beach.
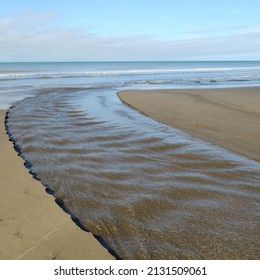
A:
[1,61,260,259]
[118,87,260,162]
[0,109,114,260]
[3,85,260,259]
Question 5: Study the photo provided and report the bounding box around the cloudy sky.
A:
[1,0,260,61]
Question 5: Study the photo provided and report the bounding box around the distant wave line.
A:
[1,66,260,78]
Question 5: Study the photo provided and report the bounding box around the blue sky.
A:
[0,0,260,61]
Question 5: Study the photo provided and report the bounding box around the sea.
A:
[1,61,260,259]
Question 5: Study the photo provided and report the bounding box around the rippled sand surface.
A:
[6,88,260,259]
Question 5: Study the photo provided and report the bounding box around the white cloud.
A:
[0,10,260,61]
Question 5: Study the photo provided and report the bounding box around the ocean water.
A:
[1,61,260,259]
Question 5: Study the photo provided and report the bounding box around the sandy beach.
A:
[1,85,259,260]
[0,109,114,260]
[118,87,260,162]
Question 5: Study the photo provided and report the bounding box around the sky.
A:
[0,0,260,61]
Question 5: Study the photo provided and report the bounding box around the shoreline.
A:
[118,87,260,162]
[0,109,114,260]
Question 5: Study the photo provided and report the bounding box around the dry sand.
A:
[118,87,260,162]
[0,110,114,260]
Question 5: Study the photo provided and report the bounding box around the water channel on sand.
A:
[6,86,260,259]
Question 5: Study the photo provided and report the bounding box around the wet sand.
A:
[118,87,260,162]
[0,109,114,260]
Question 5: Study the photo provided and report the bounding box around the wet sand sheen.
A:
[6,88,260,259]
[118,87,260,162]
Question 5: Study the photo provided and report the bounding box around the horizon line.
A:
[1,60,260,63]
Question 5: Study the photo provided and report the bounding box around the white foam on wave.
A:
[1,66,260,79]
